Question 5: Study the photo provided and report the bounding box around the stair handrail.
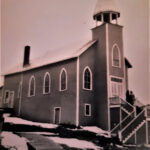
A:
[110,98,135,133]
[120,98,135,110]
[111,110,135,133]
[120,108,145,134]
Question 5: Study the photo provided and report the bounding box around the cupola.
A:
[93,0,120,25]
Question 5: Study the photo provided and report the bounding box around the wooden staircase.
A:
[120,108,146,143]
[110,97,147,144]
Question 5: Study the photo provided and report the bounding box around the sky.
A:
[0,0,149,104]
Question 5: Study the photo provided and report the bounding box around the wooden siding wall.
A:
[92,24,108,130]
[79,45,96,126]
[4,58,77,125]
[108,24,124,78]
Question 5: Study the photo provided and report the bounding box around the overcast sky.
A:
[0,0,149,104]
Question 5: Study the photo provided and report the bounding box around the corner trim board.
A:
[106,23,111,131]
[76,57,80,126]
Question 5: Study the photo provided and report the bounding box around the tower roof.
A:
[93,0,120,23]
[94,0,119,15]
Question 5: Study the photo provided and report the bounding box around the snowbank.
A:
[1,132,28,150]
[4,114,58,129]
[49,137,103,150]
[82,126,110,137]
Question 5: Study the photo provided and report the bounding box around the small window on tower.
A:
[112,44,121,67]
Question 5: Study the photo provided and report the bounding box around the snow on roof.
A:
[94,0,119,15]
[4,114,58,129]
[3,40,97,76]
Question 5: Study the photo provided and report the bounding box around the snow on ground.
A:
[81,126,110,137]
[49,137,103,150]
[1,132,28,150]
[4,113,58,129]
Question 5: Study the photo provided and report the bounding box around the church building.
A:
[2,0,150,145]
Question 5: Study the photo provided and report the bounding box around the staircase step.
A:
[123,120,146,143]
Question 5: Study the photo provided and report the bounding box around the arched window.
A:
[28,76,35,96]
[43,72,50,94]
[112,44,121,67]
[60,68,67,91]
[83,67,92,90]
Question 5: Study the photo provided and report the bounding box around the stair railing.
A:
[110,97,134,113]
[111,110,135,134]
[110,97,135,134]
[120,98,134,113]
[120,108,145,141]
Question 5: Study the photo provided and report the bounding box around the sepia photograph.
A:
[0,0,150,149]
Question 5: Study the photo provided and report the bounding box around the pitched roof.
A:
[94,0,119,15]
[3,40,97,76]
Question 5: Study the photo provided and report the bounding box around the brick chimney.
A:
[23,46,30,67]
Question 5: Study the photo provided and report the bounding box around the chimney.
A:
[23,46,30,67]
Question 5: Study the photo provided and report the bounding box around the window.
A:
[112,44,121,67]
[83,67,92,90]
[28,76,35,96]
[84,104,91,116]
[60,68,67,91]
[4,90,9,103]
[43,72,50,94]
[110,77,123,97]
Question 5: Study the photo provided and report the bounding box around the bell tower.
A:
[93,0,125,130]
[93,0,120,25]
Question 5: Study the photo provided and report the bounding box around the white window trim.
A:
[83,66,93,90]
[84,104,91,116]
[112,44,121,68]
[59,68,67,91]
[28,75,36,97]
[4,90,10,103]
[43,72,51,94]
[53,107,61,124]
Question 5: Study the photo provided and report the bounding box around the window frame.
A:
[43,72,51,94]
[110,76,123,98]
[59,68,67,91]
[4,90,10,103]
[83,66,93,90]
[112,44,121,68]
[84,104,91,116]
[28,75,36,97]
[53,107,61,124]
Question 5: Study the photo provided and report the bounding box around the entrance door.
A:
[54,108,61,124]
[9,91,15,108]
